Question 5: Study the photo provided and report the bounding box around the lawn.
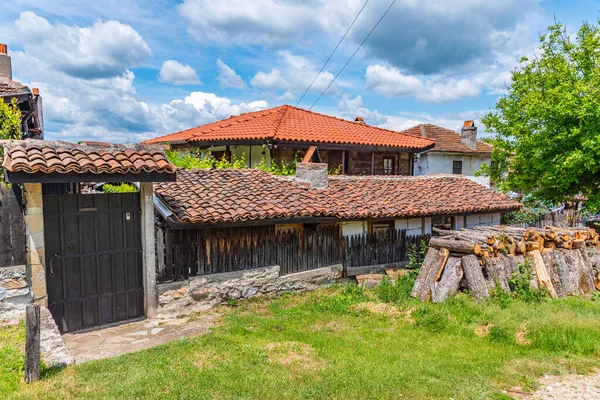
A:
[2,274,600,399]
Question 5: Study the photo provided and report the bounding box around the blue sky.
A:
[1,0,598,143]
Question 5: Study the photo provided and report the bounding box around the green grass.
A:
[2,276,600,399]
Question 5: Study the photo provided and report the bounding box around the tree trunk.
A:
[431,257,463,303]
[554,250,583,296]
[576,249,596,294]
[484,256,511,292]
[541,250,564,297]
[429,237,482,255]
[462,254,489,300]
[411,247,449,301]
[526,250,557,298]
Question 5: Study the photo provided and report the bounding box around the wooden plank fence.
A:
[156,223,429,283]
[513,209,584,229]
[343,229,430,268]
[0,185,26,268]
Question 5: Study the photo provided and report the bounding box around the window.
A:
[452,160,463,175]
[431,216,454,231]
[383,157,395,175]
[370,220,394,234]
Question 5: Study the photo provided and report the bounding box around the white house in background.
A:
[404,121,493,188]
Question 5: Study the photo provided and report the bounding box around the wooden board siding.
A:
[156,222,431,282]
[156,224,343,281]
[348,150,372,175]
[0,185,26,268]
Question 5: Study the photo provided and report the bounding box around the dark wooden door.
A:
[43,193,143,333]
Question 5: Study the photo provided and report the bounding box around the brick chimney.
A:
[0,44,12,79]
[296,146,328,189]
[296,162,328,189]
[461,120,477,150]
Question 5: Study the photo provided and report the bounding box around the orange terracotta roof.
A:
[0,77,30,97]
[402,124,493,153]
[155,169,519,224]
[144,105,435,151]
[2,140,177,175]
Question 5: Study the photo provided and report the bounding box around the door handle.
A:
[48,252,60,278]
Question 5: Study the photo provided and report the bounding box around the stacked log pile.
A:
[411,226,600,303]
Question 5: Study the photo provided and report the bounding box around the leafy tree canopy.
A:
[0,98,21,140]
[0,98,22,185]
[481,21,600,211]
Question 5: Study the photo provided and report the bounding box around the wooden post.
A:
[370,151,375,175]
[25,304,41,383]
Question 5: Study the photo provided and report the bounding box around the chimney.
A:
[461,120,477,150]
[296,162,328,189]
[0,44,12,79]
[32,88,39,96]
[354,116,366,125]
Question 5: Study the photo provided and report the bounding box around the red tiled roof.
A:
[144,105,435,151]
[402,124,493,153]
[2,140,177,175]
[0,77,30,97]
[155,169,519,224]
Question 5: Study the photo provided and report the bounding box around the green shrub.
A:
[406,240,428,270]
[509,261,547,303]
[102,183,138,193]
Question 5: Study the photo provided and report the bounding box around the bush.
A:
[102,183,138,193]
[406,240,428,270]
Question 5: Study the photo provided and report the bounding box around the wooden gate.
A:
[43,193,143,333]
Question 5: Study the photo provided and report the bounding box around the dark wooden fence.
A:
[156,222,430,283]
[0,185,26,268]
[343,229,430,268]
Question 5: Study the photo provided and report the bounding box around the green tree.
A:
[481,21,600,211]
[0,98,21,185]
[0,98,21,140]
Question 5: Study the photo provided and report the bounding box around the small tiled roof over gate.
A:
[155,169,519,225]
[2,140,177,182]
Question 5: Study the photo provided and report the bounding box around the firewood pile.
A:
[411,225,600,303]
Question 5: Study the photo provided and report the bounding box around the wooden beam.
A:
[25,304,40,383]
[370,151,375,175]
[5,170,177,183]
[175,140,434,153]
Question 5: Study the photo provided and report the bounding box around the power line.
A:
[294,0,371,108]
[308,0,397,111]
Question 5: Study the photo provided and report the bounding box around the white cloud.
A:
[336,94,387,125]
[177,0,541,76]
[365,64,481,104]
[250,51,336,95]
[153,92,268,133]
[177,0,349,46]
[14,11,152,79]
[216,59,246,89]
[158,60,201,85]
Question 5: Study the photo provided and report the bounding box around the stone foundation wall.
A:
[157,264,343,316]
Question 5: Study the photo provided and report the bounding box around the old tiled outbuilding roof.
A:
[2,140,177,175]
[0,77,30,97]
[155,169,519,225]
[144,105,435,151]
[402,124,493,153]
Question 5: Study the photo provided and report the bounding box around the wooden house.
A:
[152,155,520,282]
[144,105,435,176]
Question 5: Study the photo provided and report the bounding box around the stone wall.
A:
[23,183,47,305]
[157,264,343,316]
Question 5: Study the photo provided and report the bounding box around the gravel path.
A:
[509,371,600,399]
